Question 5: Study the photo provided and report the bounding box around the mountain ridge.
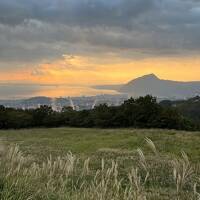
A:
[94,74,200,99]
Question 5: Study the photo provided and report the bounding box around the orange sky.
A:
[1,55,200,97]
[2,55,200,84]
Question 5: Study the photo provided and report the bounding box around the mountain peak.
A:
[126,74,159,84]
[138,74,159,80]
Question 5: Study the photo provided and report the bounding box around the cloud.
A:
[0,0,156,27]
[0,0,200,68]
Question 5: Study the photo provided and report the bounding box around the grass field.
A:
[0,128,200,161]
[0,128,200,199]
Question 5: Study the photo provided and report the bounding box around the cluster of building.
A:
[0,94,128,111]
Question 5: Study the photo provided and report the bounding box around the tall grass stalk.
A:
[0,140,199,200]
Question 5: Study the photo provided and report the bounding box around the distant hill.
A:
[23,96,51,105]
[94,74,200,99]
[119,74,200,99]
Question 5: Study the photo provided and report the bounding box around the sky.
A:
[0,0,200,98]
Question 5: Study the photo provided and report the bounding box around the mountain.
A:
[118,74,200,99]
[94,74,200,99]
[23,96,51,105]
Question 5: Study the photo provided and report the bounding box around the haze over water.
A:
[0,84,119,99]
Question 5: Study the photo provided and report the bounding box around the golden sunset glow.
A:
[3,55,200,84]
[0,55,199,97]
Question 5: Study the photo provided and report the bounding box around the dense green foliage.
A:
[0,95,197,130]
[160,96,200,124]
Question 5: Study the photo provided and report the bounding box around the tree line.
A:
[160,96,200,125]
[0,95,198,130]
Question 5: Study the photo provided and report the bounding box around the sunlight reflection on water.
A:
[0,84,118,99]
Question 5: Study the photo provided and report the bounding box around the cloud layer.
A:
[0,0,200,65]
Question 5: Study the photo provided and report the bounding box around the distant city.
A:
[0,94,128,112]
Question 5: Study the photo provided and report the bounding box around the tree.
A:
[31,105,53,126]
[93,104,115,127]
[0,105,7,128]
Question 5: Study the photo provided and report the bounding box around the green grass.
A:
[0,127,199,161]
[0,128,199,199]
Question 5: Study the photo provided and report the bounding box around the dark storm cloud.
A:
[0,0,200,64]
[0,0,156,27]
